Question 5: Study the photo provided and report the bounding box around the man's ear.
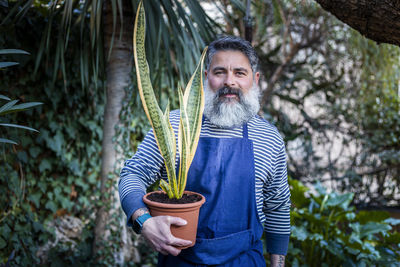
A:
[255,72,260,85]
[204,70,208,79]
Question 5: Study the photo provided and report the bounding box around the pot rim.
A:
[143,190,205,209]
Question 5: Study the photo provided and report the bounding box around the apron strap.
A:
[243,123,248,139]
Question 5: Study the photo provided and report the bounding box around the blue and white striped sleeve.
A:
[263,142,291,255]
[118,128,164,226]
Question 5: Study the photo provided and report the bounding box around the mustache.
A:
[217,86,242,98]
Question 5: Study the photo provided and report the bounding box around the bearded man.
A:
[119,36,291,267]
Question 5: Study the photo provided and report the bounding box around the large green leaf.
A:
[0,62,19,68]
[134,1,207,199]
[0,49,29,55]
[176,48,207,197]
[291,225,308,241]
[0,138,18,145]
[178,87,190,196]
[183,47,207,162]
[0,100,19,115]
[0,95,11,101]
[359,222,392,239]
[356,210,390,224]
[0,102,43,116]
[134,0,177,198]
[289,178,310,208]
[325,192,354,210]
[0,123,39,132]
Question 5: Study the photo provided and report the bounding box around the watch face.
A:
[133,220,141,234]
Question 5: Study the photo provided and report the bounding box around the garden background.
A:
[1,0,399,266]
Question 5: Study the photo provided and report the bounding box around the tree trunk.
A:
[93,0,133,262]
[315,0,400,47]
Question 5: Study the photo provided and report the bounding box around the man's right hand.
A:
[141,215,192,256]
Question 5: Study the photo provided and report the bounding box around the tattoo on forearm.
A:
[270,254,285,267]
[278,255,285,267]
[132,207,150,221]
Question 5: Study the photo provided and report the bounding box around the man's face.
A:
[203,50,261,128]
[205,50,260,101]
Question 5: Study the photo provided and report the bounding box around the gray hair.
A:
[205,35,259,73]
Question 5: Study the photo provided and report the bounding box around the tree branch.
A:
[315,0,400,46]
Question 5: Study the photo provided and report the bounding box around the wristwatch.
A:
[132,213,152,234]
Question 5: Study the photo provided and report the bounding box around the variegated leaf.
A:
[183,48,207,166]
[134,1,177,197]
[178,92,190,197]
[160,179,174,198]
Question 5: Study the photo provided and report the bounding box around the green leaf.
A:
[289,178,309,208]
[0,99,18,114]
[0,49,30,55]
[134,1,207,199]
[0,224,11,240]
[29,147,41,158]
[0,62,19,68]
[325,192,354,210]
[17,151,28,163]
[0,101,42,115]
[182,47,207,162]
[291,225,308,241]
[359,222,391,239]
[0,95,11,101]
[45,201,57,213]
[325,240,345,260]
[356,210,390,224]
[384,218,400,226]
[0,123,38,132]
[0,138,18,145]
[28,192,42,208]
[134,1,177,197]
[314,181,327,195]
[69,159,81,176]
[39,160,51,172]
[0,236,6,249]
[47,131,64,155]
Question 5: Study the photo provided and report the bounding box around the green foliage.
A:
[1,6,104,265]
[0,48,47,266]
[0,48,42,144]
[2,0,217,93]
[287,178,400,266]
[338,35,400,206]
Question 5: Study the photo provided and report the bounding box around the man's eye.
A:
[236,72,245,76]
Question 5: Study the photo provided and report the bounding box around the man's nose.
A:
[224,72,236,87]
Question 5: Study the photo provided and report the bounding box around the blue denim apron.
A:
[158,123,265,267]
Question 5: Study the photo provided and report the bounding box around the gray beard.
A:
[203,80,261,128]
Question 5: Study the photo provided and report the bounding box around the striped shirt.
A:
[119,110,291,253]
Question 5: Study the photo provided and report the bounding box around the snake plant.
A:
[134,1,207,199]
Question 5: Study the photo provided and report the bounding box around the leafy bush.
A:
[0,48,47,266]
[287,178,400,266]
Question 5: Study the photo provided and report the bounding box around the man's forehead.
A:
[210,50,252,68]
[211,66,249,73]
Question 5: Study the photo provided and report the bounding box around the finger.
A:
[163,245,182,257]
[168,216,187,226]
[169,237,192,247]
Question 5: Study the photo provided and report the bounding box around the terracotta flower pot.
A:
[143,190,205,248]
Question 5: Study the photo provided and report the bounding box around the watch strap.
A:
[133,213,152,234]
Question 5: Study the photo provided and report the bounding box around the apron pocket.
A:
[179,229,253,265]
